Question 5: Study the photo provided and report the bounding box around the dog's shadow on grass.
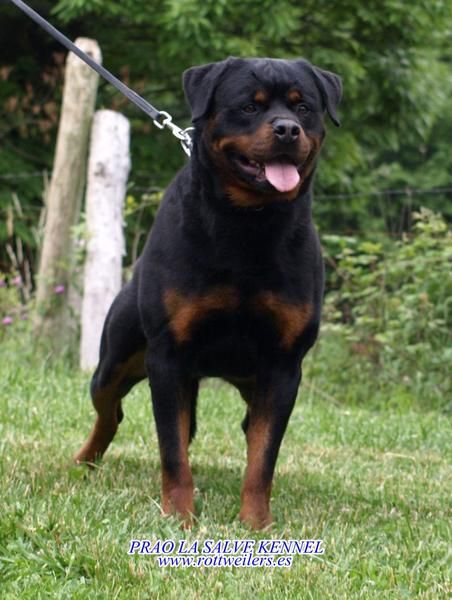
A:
[66,452,368,528]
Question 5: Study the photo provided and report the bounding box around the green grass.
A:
[0,330,450,599]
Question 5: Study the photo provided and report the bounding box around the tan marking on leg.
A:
[252,293,313,350]
[164,286,239,344]
[240,415,272,529]
[160,406,194,529]
[74,351,146,464]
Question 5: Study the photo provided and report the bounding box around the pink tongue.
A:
[264,162,300,192]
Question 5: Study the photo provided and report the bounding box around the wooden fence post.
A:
[80,110,131,370]
[34,38,101,350]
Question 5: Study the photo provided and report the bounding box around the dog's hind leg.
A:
[75,283,147,464]
[188,391,198,444]
[228,378,256,434]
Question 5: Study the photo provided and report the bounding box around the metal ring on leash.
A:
[153,112,194,156]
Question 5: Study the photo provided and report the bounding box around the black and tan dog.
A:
[75,57,341,529]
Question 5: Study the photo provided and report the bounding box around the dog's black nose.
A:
[272,119,301,144]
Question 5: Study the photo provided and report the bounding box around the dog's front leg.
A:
[147,355,198,527]
[240,365,301,529]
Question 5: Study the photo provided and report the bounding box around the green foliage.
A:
[51,0,452,206]
[322,208,451,409]
[123,190,162,264]
[0,275,19,317]
[1,0,452,275]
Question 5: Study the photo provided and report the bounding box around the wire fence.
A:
[1,170,452,201]
[0,171,49,180]
[1,169,450,279]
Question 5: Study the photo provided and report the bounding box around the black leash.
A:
[7,0,194,155]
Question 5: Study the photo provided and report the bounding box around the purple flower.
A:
[12,276,22,286]
[0,279,6,288]
[2,316,13,325]
[54,284,65,295]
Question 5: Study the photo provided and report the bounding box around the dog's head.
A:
[183,57,341,207]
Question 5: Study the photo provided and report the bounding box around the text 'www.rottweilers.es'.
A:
[128,538,324,568]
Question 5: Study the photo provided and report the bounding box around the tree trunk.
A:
[80,110,131,370]
[34,38,101,351]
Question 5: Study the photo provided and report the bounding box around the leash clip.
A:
[153,111,194,156]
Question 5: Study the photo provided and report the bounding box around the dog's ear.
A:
[183,59,233,122]
[311,66,342,127]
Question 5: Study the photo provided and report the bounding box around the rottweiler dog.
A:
[75,57,341,529]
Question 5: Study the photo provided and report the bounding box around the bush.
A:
[321,208,451,410]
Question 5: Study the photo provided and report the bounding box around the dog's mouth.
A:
[233,154,302,193]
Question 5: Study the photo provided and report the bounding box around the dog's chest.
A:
[163,285,312,352]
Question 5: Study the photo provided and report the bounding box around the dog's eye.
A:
[242,103,258,114]
[297,103,310,115]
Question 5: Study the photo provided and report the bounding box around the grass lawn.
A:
[0,332,450,599]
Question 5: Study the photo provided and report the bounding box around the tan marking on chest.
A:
[164,286,239,344]
[252,292,313,350]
